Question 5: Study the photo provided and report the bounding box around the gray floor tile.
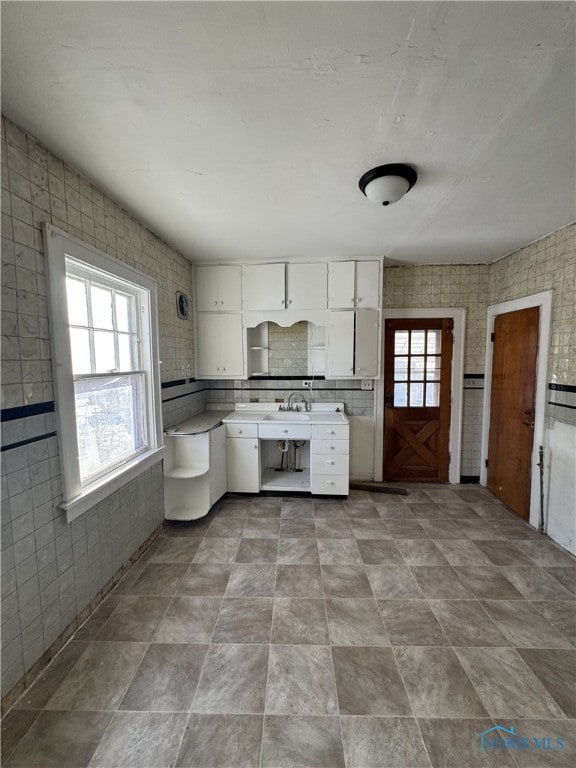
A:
[317,539,362,564]
[251,498,282,516]
[243,519,281,538]
[498,719,576,767]
[396,539,449,565]
[1,710,39,764]
[349,519,389,538]
[532,601,576,646]
[96,596,170,641]
[213,500,250,519]
[419,520,464,539]
[313,502,347,518]
[315,519,353,538]
[379,599,449,646]
[148,537,201,563]
[518,648,576,718]
[212,598,273,643]
[332,646,410,715]
[404,501,446,519]
[165,519,210,537]
[277,539,319,564]
[176,714,263,768]
[357,539,403,564]
[265,645,338,715]
[366,565,424,598]
[276,565,323,597]
[14,641,87,709]
[386,520,428,539]
[74,596,123,640]
[418,717,516,767]
[455,647,566,719]
[474,539,535,565]
[322,565,373,597]
[236,538,278,563]
[46,641,147,711]
[205,518,246,538]
[325,598,389,646]
[433,539,493,565]
[395,646,488,717]
[428,599,509,647]
[192,538,241,563]
[225,563,276,597]
[154,596,221,643]
[340,716,431,768]
[261,715,345,768]
[271,599,329,645]
[192,644,269,713]
[544,567,576,596]
[124,562,188,595]
[281,500,314,519]
[344,503,380,519]
[179,564,231,596]
[4,710,112,768]
[280,519,316,538]
[411,567,474,599]
[515,540,576,567]
[502,566,574,600]
[90,712,188,768]
[120,643,208,711]
[481,600,572,648]
[450,566,521,599]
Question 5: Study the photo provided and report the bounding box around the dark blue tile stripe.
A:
[548,400,576,411]
[161,378,198,389]
[1,432,57,453]
[548,383,576,393]
[1,401,55,422]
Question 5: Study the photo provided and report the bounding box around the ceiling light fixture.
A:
[359,163,417,206]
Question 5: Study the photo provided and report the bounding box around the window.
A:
[392,329,441,407]
[45,225,163,521]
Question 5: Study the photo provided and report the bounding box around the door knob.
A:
[522,419,535,427]
[385,394,393,408]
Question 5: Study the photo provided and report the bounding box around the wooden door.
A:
[487,307,539,519]
[383,319,453,482]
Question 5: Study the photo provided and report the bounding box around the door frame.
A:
[480,290,552,526]
[374,308,466,484]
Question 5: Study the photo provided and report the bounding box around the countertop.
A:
[221,403,349,426]
[164,411,233,435]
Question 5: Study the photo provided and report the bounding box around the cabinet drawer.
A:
[311,424,349,440]
[311,453,349,475]
[311,439,349,455]
[311,474,349,495]
[259,423,312,440]
[225,423,258,438]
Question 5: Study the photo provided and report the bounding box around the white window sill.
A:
[61,447,165,523]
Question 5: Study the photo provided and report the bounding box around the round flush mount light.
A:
[359,163,417,206]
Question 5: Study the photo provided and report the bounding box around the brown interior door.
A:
[383,318,453,482]
[487,307,539,519]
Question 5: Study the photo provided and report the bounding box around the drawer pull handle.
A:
[329,445,335,450]
[327,430,335,435]
[326,480,334,485]
[327,460,334,465]
[238,429,242,434]
[283,429,288,433]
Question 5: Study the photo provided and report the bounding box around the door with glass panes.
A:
[383,318,453,482]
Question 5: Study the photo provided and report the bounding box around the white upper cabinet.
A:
[242,263,286,311]
[327,311,355,377]
[287,263,327,309]
[326,310,380,379]
[196,313,244,378]
[195,265,242,312]
[355,310,380,378]
[328,261,381,309]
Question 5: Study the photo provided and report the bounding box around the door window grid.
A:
[393,330,441,407]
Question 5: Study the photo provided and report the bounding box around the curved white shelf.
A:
[165,466,209,479]
[165,506,209,521]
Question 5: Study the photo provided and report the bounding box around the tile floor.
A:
[2,486,575,768]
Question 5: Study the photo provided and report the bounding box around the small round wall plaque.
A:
[176,291,189,320]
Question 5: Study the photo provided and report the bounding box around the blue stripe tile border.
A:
[548,400,576,411]
[1,401,55,422]
[161,378,197,389]
[463,373,485,379]
[549,383,576,393]
[1,431,57,453]
[162,390,204,405]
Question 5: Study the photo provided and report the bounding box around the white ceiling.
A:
[2,2,575,265]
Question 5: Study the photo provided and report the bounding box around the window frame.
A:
[44,224,164,522]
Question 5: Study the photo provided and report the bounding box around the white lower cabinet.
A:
[226,433,260,493]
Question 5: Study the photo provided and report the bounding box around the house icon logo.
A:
[479,725,516,751]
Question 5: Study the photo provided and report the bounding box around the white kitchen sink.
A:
[264,412,310,421]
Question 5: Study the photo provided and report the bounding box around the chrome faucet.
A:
[287,391,310,412]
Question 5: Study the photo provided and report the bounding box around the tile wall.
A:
[1,116,200,697]
[267,322,308,376]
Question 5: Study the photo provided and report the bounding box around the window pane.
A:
[66,278,88,326]
[394,383,407,407]
[426,356,441,380]
[115,293,134,333]
[70,328,91,374]
[410,331,425,354]
[394,331,409,354]
[427,330,441,354]
[394,356,408,381]
[410,356,425,381]
[91,285,114,329]
[409,382,424,406]
[426,382,440,406]
[118,333,137,371]
[94,330,116,372]
[75,374,148,483]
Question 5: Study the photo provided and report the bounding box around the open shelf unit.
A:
[260,468,311,492]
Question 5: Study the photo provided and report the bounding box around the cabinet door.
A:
[327,311,355,377]
[195,266,220,312]
[328,262,355,309]
[210,425,228,505]
[196,314,221,377]
[227,437,260,492]
[287,263,327,309]
[218,314,245,377]
[242,264,285,310]
[218,266,242,311]
[355,261,381,308]
[355,310,380,378]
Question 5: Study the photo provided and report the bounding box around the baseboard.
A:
[1,522,165,716]
[460,475,481,484]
